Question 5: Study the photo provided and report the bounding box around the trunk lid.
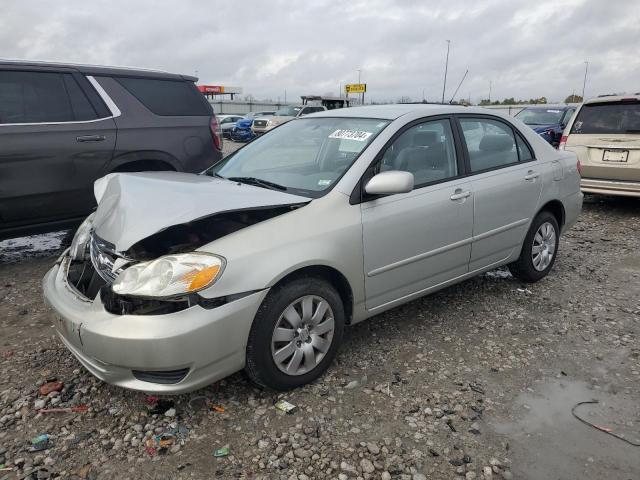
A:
[565,134,640,181]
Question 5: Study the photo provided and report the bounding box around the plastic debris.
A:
[210,404,225,413]
[274,399,297,414]
[144,445,157,456]
[213,445,230,457]
[39,405,88,414]
[144,395,159,405]
[29,434,51,452]
[39,381,64,396]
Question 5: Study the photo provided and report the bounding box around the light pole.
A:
[356,69,363,104]
[422,88,425,102]
[441,40,450,104]
[581,61,589,100]
[488,80,492,103]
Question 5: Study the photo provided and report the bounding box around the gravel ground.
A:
[1,154,639,479]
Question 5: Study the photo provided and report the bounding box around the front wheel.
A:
[509,211,560,283]
[245,277,344,390]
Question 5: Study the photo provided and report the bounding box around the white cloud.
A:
[2,0,639,103]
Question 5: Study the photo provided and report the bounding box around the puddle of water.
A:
[491,380,640,480]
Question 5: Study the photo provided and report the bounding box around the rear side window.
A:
[460,118,518,172]
[62,75,98,121]
[0,71,74,123]
[571,102,640,134]
[116,77,211,116]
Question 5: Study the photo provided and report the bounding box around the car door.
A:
[457,116,542,272]
[361,117,473,310]
[0,68,116,225]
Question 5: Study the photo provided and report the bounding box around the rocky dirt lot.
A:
[1,163,639,480]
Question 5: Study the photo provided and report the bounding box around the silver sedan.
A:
[43,105,583,393]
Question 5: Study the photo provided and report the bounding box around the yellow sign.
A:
[345,83,366,94]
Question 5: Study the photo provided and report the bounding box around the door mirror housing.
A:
[365,171,414,195]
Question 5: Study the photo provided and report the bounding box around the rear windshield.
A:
[571,101,640,134]
[116,77,212,116]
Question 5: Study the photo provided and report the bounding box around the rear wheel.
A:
[245,277,344,390]
[509,211,560,283]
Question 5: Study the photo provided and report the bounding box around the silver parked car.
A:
[43,105,583,393]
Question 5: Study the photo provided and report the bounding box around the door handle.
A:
[450,190,471,201]
[524,170,539,181]
[76,135,106,142]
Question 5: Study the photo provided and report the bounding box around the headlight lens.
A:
[69,214,94,260]
[112,252,225,298]
[267,120,274,126]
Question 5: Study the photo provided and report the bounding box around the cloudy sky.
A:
[3,0,639,103]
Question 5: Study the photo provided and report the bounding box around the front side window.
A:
[375,119,458,186]
[207,117,389,197]
[460,118,518,172]
[0,71,76,124]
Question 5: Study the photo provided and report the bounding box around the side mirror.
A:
[364,171,414,195]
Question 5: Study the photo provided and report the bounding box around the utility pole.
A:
[422,88,425,102]
[581,61,589,100]
[488,80,492,103]
[284,89,287,104]
[441,40,450,104]
[357,69,363,104]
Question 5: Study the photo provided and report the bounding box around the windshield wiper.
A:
[226,176,287,191]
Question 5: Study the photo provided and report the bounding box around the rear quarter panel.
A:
[95,77,221,174]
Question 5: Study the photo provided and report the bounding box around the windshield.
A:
[570,101,640,134]
[206,117,389,197]
[515,108,564,125]
[275,106,302,116]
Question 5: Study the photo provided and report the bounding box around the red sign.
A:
[197,85,224,94]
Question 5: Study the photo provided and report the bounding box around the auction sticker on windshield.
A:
[329,129,373,141]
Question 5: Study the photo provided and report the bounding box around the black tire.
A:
[508,211,560,283]
[245,277,345,390]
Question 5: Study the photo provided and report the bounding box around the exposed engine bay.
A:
[64,205,302,313]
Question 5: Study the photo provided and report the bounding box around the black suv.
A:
[0,60,223,239]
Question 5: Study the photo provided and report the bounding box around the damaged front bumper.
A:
[42,254,268,394]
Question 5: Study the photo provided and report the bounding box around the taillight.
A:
[558,135,568,150]
[210,116,223,150]
[577,159,582,176]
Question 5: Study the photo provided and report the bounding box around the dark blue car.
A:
[515,106,577,147]
[230,117,255,142]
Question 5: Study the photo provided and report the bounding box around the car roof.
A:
[311,104,500,120]
[0,59,197,82]
[584,93,640,104]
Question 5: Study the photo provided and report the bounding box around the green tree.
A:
[564,94,583,103]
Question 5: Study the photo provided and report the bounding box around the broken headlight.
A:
[111,252,225,298]
[69,214,94,260]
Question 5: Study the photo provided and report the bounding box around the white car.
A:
[43,105,582,394]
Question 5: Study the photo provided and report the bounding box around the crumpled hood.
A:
[92,172,311,251]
